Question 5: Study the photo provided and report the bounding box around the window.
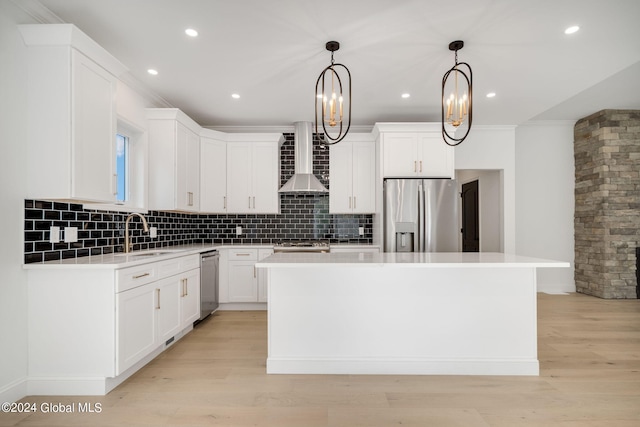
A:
[115,133,129,203]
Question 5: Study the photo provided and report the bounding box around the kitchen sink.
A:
[115,249,185,258]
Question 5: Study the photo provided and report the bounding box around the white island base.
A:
[257,252,569,376]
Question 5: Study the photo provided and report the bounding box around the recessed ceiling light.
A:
[486,92,496,98]
[401,93,411,99]
[185,28,198,37]
[147,69,158,75]
[564,25,580,35]
[231,93,240,99]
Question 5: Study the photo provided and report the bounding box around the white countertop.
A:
[23,243,381,270]
[22,244,265,270]
[256,252,570,268]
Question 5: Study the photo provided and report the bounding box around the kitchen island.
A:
[256,252,569,376]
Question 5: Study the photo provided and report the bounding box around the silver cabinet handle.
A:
[133,272,150,279]
[156,288,161,309]
[414,160,417,172]
[419,160,423,173]
[354,196,356,209]
[223,196,226,209]
[248,196,251,208]
[236,253,251,256]
[253,196,255,209]
[349,196,352,209]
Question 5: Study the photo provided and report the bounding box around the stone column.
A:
[574,110,640,298]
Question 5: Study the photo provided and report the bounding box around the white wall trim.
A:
[0,376,28,404]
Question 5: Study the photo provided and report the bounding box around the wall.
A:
[456,170,502,252]
[455,126,517,253]
[574,110,639,298]
[0,0,30,402]
[515,121,576,293]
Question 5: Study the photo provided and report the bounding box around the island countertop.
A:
[256,251,570,269]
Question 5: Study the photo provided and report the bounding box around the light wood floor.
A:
[4,293,640,426]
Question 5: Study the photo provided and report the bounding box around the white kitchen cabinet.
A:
[180,268,201,327]
[200,131,228,213]
[257,249,274,302]
[376,123,454,178]
[147,108,201,212]
[19,24,126,203]
[116,281,158,374]
[226,134,283,214]
[26,252,201,395]
[116,255,200,375]
[220,248,272,305]
[227,249,259,302]
[329,137,375,213]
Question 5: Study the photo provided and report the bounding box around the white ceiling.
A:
[29,0,640,129]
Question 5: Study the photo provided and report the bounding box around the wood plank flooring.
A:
[3,293,640,426]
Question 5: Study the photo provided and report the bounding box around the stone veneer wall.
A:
[574,109,640,298]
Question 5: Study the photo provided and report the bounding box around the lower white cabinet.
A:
[258,249,274,302]
[26,253,201,395]
[220,247,272,305]
[116,256,200,375]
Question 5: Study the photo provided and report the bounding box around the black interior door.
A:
[461,180,479,252]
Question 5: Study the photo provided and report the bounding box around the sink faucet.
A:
[124,213,149,253]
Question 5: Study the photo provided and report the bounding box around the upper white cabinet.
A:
[329,135,376,213]
[200,130,227,213]
[375,123,454,179]
[147,108,201,212]
[19,24,127,203]
[226,134,283,214]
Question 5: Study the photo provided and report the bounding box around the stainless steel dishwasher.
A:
[198,250,219,323]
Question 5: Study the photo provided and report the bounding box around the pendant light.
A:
[315,41,352,145]
[441,40,473,146]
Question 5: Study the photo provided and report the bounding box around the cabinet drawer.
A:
[228,249,258,260]
[116,264,158,293]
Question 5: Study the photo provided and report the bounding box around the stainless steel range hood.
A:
[278,121,328,193]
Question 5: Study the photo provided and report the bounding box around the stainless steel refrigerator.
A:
[383,179,459,252]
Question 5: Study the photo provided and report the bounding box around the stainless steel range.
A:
[273,240,330,253]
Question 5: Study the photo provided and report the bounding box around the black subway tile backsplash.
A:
[23,132,373,263]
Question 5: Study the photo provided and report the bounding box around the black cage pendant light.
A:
[315,41,352,145]
[441,40,473,146]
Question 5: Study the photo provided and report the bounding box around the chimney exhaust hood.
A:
[279,121,328,193]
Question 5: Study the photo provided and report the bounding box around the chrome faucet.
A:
[124,213,149,253]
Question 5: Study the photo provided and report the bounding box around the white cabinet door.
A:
[226,143,252,213]
[351,141,375,213]
[180,269,201,327]
[200,137,227,212]
[227,141,280,214]
[257,249,274,302]
[156,276,182,344]
[176,123,200,211]
[329,141,353,213]
[71,50,117,202]
[330,139,375,213]
[24,43,118,203]
[382,131,454,178]
[116,283,156,375]
[382,133,419,177]
[251,143,279,213]
[228,261,258,302]
[417,134,455,178]
[147,109,202,212]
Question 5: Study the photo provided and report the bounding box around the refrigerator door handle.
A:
[418,182,425,252]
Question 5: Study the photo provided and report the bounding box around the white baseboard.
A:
[218,302,267,311]
[0,376,28,403]
[267,357,540,376]
[537,282,576,294]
